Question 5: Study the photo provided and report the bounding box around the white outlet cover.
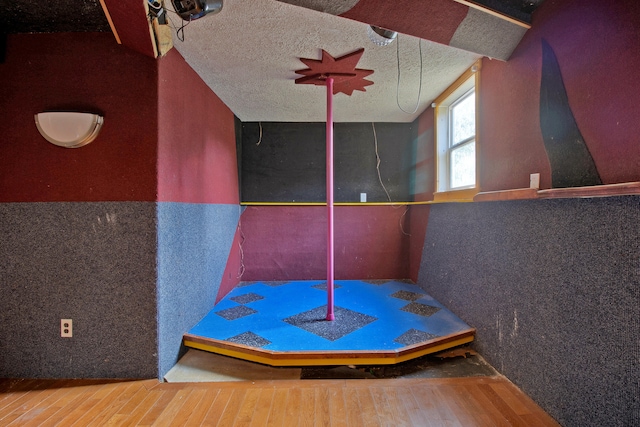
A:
[530,173,540,189]
[61,319,73,338]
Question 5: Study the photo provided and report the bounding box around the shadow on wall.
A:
[539,39,601,188]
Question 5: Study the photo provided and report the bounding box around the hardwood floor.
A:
[0,376,560,426]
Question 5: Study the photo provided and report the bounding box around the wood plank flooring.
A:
[0,376,560,426]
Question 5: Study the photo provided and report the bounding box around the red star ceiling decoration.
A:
[295,48,374,96]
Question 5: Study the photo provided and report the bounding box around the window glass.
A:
[451,91,475,145]
[450,141,475,188]
[434,64,479,197]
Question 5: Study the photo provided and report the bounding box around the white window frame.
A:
[434,63,480,200]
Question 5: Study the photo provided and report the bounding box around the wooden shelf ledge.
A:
[537,181,640,199]
[474,182,640,202]
[473,188,538,202]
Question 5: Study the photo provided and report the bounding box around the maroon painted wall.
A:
[157,49,239,205]
[0,33,158,203]
[405,108,435,282]
[240,206,411,281]
[102,0,156,58]
[405,0,640,195]
[407,205,430,283]
[479,0,640,191]
[409,0,640,275]
[217,226,244,302]
[341,0,468,47]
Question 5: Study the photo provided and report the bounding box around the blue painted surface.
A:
[188,280,472,352]
[157,202,240,378]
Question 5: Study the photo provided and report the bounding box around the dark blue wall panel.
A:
[157,202,240,377]
[417,196,640,427]
[0,202,158,378]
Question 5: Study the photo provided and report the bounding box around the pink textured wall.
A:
[101,0,156,58]
[240,206,411,281]
[479,0,640,191]
[407,205,430,282]
[157,49,239,204]
[341,0,468,46]
[0,33,158,203]
[216,226,244,302]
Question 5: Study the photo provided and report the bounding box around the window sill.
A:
[473,182,640,202]
[433,188,478,202]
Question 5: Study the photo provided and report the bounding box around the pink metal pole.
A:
[326,77,335,321]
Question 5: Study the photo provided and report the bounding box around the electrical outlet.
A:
[360,192,367,203]
[530,173,540,189]
[61,319,73,338]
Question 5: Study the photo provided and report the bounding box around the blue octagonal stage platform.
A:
[184,280,475,366]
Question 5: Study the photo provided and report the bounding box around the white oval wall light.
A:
[35,112,104,148]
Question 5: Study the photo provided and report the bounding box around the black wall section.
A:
[235,115,243,203]
[241,122,416,203]
[417,196,640,427]
[539,39,602,188]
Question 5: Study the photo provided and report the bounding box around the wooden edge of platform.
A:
[182,329,476,367]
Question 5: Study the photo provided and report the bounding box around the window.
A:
[434,63,479,199]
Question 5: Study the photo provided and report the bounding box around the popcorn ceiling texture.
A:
[172,0,481,123]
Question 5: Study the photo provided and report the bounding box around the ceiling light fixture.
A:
[367,25,397,46]
[171,0,223,21]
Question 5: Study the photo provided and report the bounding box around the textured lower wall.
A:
[157,203,240,378]
[0,202,158,378]
[417,196,640,427]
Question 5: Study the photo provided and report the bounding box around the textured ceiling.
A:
[169,0,481,122]
[0,0,545,123]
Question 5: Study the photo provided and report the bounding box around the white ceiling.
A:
[168,0,481,123]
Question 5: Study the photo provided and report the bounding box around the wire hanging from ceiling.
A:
[162,8,191,42]
[396,35,423,114]
[236,218,246,279]
[256,122,263,146]
[372,122,412,236]
[371,122,392,203]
